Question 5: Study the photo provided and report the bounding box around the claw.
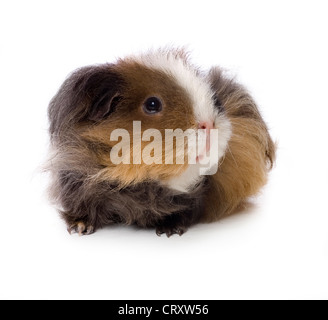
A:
[68,225,77,235]
[156,226,186,237]
[77,222,85,236]
[166,230,173,238]
[156,229,164,237]
[85,225,94,235]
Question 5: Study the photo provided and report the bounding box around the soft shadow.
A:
[97,223,155,238]
[190,199,260,235]
[226,199,259,218]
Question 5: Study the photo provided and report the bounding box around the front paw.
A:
[155,213,190,237]
[68,222,94,236]
[156,225,187,237]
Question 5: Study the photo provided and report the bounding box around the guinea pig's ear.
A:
[85,68,124,122]
[88,91,122,121]
[49,65,124,138]
[75,65,124,122]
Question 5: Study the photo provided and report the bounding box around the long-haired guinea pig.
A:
[47,48,276,237]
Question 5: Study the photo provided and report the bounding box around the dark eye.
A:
[143,97,163,114]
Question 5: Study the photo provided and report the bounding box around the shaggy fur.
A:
[53,170,207,235]
[203,67,276,221]
[47,49,275,236]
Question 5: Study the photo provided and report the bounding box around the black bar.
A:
[110,301,212,318]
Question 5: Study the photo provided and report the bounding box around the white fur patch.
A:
[134,49,232,192]
[166,164,203,193]
[135,49,216,124]
[164,113,232,193]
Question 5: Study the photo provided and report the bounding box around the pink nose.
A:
[198,121,214,131]
[198,121,214,153]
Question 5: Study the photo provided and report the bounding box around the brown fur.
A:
[203,67,276,221]
[78,60,196,186]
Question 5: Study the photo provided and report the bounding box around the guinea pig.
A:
[47,48,276,237]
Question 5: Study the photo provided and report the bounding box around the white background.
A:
[0,0,327,300]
